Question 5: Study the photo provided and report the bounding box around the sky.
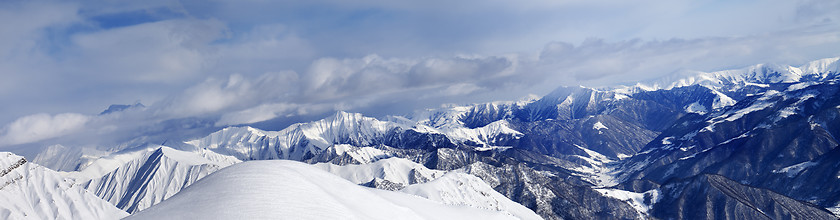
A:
[1,0,839,149]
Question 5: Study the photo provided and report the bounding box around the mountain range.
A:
[2,57,840,219]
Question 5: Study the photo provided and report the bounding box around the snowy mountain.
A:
[313,157,446,189]
[8,57,840,219]
[401,171,543,220]
[0,152,128,219]
[63,146,240,213]
[126,160,525,220]
[613,80,840,218]
[629,57,840,91]
[314,157,542,220]
[183,111,522,162]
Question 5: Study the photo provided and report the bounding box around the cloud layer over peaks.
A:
[0,0,839,148]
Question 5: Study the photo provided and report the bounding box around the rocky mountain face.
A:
[651,174,836,220]
[617,80,840,218]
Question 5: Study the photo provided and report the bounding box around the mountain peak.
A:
[100,103,145,115]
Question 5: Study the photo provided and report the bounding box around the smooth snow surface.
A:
[0,152,128,220]
[127,160,521,220]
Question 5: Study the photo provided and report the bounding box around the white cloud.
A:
[532,28,840,88]
[0,1,80,96]
[215,103,332,127]
[2,0,840,149]
[66,19,226,83]
[0,113,90,146]
[301,55,516,100]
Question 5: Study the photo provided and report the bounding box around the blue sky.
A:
[1,0,839,148]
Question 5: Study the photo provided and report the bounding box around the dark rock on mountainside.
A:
[652,174,836,220]
[613,81,840,219]
[463,162,641,220]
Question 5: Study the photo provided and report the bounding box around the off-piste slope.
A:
[127,160,527,220]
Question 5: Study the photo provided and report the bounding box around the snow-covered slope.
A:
[0,152,128,219]
[313,157,445,189]
[126,160,522,220]
[402,171,543,220]
[314,157,542,219]
[64,146,241,213]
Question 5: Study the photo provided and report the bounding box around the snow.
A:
[787,82,818,92]
[777,107,797,120]
[568,144,620,187]
[62,147,161,181]
[313,157,445,186]
[29,144,84,172]
[826,206,840,217]
[774,93,816,122]
[331,144,391,164]
[436,120,524,148]
[593,121,608,130]
[661,137,674,145]
[616,153,631,160]
[684,102,707,114]
[678,145,713,161]
[594,188,660,216]
[758,90,782,101]
[614,57,839,103]
[126,160,521,220]
[707,101,773,124]
[0,152,128,220]
[401,172,543,220]
[710,89,737,109]
[613,93,630,100]
[315,158,540,219]
[474,146,513,152]
[63,146,241,213]
[188,111,522,161]
[719,133,750,145]
[186,112,403,161]
[772,161,818,178]
[798,57,840,78]
[744,82,770,88]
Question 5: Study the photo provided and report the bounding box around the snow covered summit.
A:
[127,160,528,220]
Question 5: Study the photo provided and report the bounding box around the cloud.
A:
[65,19,226,83]
[1,0,840,149]
[533,28,840,87]
[0,1,80,96]
[301,55,517,100]
[795,0,840,24]
[215,103,333,127]
[0,113,90,146]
